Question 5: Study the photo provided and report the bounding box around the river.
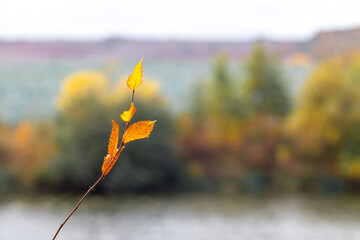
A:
[1,194,360,240]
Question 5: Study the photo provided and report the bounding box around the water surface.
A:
[1,194,360,240]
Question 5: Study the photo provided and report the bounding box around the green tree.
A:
[243,44,291,116]
[181,48,292,192]
[191,53,245,120]
[180,54,247,188]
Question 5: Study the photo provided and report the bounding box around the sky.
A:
[0,0,360,41]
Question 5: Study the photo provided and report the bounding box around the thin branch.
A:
[52,146,124,240]
[52,174,104,240]
[52,85,137,239]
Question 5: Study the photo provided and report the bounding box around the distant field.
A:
[0,58,310,123]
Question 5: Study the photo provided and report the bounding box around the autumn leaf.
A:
[122,120,156,144]
[102,120,119,175]
[107,120,119,158]
[121,103,136,122]
[127,58,143,90]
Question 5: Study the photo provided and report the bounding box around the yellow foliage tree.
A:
[58,71,108,109]
[287,54,360,177]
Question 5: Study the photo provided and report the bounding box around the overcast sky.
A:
[0,0,359,41]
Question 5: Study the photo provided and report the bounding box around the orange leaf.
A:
[102,154,117,175]
[127,58,143,90]
[121,103,137,122]
[122,120,156,144]
[102,120,119,175]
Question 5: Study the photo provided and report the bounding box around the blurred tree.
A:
[0,119,17,194]
[38,72,181,193]
[191,53,246,120]
[0,119,10,167]
[57,71,108,109]
[238,115,297,193]
[180,47,293,192]
[0,119,55,192]
[288,54,360,186]
[243,43,291,116]
[234,44,293,192]
[178,53,246,191]
[41,96,111,191]
[10,121,55,187]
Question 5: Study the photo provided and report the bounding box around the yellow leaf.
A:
[121,103,137,122]
[102,120,119,175]
[122,120,156,144]
[127,58,143,90]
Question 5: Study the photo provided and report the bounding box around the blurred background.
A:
[2,0,360,239]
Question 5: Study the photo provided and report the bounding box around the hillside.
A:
[0,26,359,64]
[1,26,359,61]
[0,39,302,60]
[306,27,360,59]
